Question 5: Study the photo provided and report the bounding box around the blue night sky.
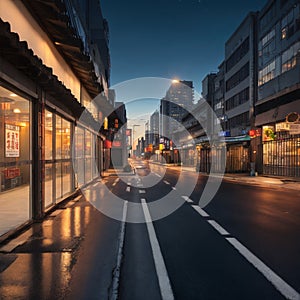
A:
[101,0,265,122]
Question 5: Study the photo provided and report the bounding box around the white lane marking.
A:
[126,186,131,192]
[112,182,117,187]
[154,173,162,178]
[141,199,174,300]
[172,187,176,190]
[226,237,300,300]
[207,220,230,236]
[139,190,146,194]
[191,205,210,217]
[127,182,132,186]
[163,180,170,185]
[115,178,120,183]
[110,201,128,300]
[181,196,193,203]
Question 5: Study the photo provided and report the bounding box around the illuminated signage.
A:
[5,124,20,157]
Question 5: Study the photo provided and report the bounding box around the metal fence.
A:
[263,135,300,177]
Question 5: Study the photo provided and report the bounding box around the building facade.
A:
[254,0,300,177]
[224,12,258,173]
[0,0,121,238]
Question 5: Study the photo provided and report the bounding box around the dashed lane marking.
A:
[207,220,230,236]
[163,180,170,185]
[139,190,146,194]
[191,205,210,217]
[141,199,174,300]
[126,186,131,192]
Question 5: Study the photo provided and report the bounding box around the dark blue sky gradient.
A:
[101,0,264,94]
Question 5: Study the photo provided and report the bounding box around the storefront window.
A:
[45,110,53,207]
[75,126,85,186]
[0,85,31,236]
[85,130,92,183]
[45,111,73,206]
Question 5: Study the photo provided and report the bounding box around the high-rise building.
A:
[160,80,194,141]
[150,110,159,147]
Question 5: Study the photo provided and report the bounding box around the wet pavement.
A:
[0,191,122,300]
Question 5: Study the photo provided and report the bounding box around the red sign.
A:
[104,140,112,148]
[249,128,261,138]
[112,141,122,147]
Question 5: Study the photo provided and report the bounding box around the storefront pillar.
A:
[32,91,44,220]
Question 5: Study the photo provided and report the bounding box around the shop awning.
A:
[0,18,99,130]
[21,0,104,98]
[225,135,251,143]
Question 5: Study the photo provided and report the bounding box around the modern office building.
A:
[160,80,194,142]
[254,0,300,177]
[0,0,123,238]
[150,110,159,147]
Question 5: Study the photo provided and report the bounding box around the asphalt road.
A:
[0,159,299,300]
[116,159,300,300]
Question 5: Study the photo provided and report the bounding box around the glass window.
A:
[0,85,31,236]
[85,130,92,183]
[45,110,54,207]
[75,126,85,186]
[281,41,300,73]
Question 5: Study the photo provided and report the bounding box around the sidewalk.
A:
[151,161,300,191]
[0,192,123,299]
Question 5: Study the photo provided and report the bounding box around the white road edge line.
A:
[207,220,230,236]
[226,237,300,300]
[141,199,174,300]
[109,201,128,300]
[191,205,210,217]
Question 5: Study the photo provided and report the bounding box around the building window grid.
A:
[226,37,250,72]
[227,112,249,129]
[226,62,250,92]
[281,41,300,73]
[225,87,249,111]
[258,60,276,86]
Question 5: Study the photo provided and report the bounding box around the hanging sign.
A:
[289,123,300,135]
[5,124,20,157]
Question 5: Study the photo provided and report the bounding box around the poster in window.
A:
[5,124,20,157]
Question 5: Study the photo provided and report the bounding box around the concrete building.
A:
[254,0,300,177]
[0,0,120,239]
[224,12,259,172]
